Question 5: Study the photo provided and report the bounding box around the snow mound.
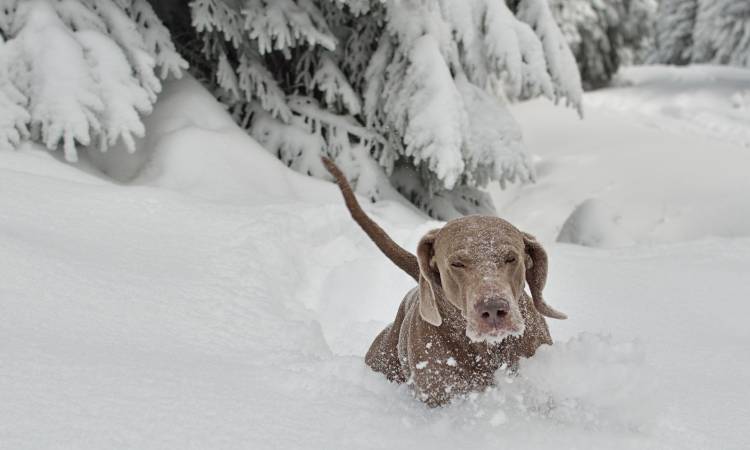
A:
[557,199,633,247]
[518,333,655,427]
[437,333,656,433]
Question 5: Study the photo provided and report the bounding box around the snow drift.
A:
[491,65,750,247]
[2,70,750,449]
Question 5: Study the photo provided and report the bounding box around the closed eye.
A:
[451,261,465,269]
[504,256,517,264]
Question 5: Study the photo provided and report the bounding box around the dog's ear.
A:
[523,232,567,320]
[417,229,444,326]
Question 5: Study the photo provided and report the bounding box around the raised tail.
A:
[322,157,420,282]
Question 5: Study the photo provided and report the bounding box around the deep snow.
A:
[2,67,750,449]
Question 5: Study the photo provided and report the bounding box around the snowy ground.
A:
[490,65,750,246]
[2,66,750,449]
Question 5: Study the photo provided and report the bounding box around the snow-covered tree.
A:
[653,0,698,65]
[622,0,659,64]
[185,0,582,218]
[692,0,750,67]
[549,0,656,90]
[0,0,186,160]
[1,0,582,218]
[653,0,750,69]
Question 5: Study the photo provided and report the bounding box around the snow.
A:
[2,67,750,449]
[490,65,750,246]
[655,0,750,68]
[556,198,633,247]
[312,54,362,115]
[369,0,581,199]
[517,0,583,113]
[402,33,467,190]
[601,65,750,147]
[0,0,182,161]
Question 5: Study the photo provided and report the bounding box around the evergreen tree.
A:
[654,0,698,65]
[186,0,582,218]
[654,0,750,69]
[549,0,656,90]
[0,0,186,160]
[0,0,583,219]
[620,0,658,65]
[692,0,750,67]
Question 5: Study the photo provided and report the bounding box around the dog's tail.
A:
[322,157,420,282]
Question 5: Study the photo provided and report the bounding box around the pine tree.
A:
[692,0,750,67]
[186,0,582,218]
[0,0,186,160]
[654,0,698,65]
[619,0,658,66]
[549,0,656,90]
[0,32,29,149]
[0,0,583,219]
[653,0,750,69]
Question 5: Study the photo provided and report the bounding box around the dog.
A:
[322,158,566,406]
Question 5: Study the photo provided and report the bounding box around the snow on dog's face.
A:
[416,216,566,343]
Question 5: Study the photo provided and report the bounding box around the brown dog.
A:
[323,158,567,407]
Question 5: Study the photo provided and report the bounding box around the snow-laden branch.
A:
[516,0,583,115]
[0,0,185,160]
[190,0,583,216]
[362,0,580,194]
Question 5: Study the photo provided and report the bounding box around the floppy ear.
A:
[523,232,568,320]
[416,229,444,326]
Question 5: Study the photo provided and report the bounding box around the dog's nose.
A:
[475,297,510,327]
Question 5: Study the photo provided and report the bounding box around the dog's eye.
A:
[451,261,465,269]
[504,256,517,264]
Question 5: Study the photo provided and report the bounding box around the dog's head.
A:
[416,216,566,343]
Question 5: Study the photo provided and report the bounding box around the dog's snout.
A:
[475,297,510,325]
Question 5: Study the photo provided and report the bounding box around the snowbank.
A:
[557,198,634,247]
[603,65,750,147]
[2,73,749,449]
[491,65,750,247]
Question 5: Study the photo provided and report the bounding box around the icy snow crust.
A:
[2,70,750,449]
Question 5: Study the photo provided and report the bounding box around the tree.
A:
[0,0,583,219]
[0,0,186,160]
[549,0,656,90]
[654,0,750,69]
[185,0,582,218]
[619,0,658,66]
[692,0,750,67]
[653,0,699,65]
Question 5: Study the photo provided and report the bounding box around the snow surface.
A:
[2,67,750,449]
[491,65,750,247]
